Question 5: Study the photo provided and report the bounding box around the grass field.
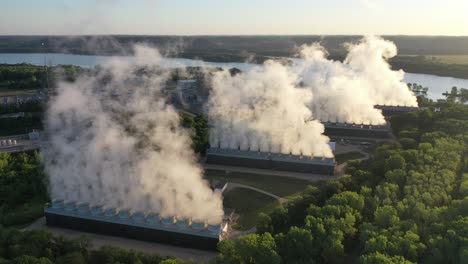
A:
[204,170,312,197]
[223,188,279,231]
[335,151,366,163]
[400,55,468,65]
[0,88,39,97]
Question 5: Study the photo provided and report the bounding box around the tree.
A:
[385,154,406,171]
[275,227,316,263]
[11,256,53,264]
[374,206,399,228]
[216,233,281,264]
[357,252,412,264]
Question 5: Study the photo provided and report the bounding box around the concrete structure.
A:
[374,105,419,116]
[323,122,390,138]
[45,200,227,251]
[206,148,335,175]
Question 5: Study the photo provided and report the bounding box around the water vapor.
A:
[208,61,333,158]
[207,36,417,156]
[42,45,224,224]
[297,36,417,125]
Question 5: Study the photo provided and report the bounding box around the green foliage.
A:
[249,103,468,263]
[357,252,412,264]
[275,227,315,264]
[0,228,179,264]
[216,233,281,264]
[0,64,86,91]
[0,64,46,90]
[460,174,468,197]
[0,152,47,227]
[180,114,209,154]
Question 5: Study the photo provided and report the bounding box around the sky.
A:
[1,0,467,36]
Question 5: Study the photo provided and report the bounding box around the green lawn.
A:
[0,88,39,97]
[204,170,312,197]
[335,151,366,163]
[223,188,280,231]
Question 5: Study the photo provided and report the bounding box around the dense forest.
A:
[215,102,468,263]
[0,152,47,227]
[0,64,83,91]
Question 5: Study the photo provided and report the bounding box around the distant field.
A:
[0,88,39,97]
[400,55,468,64]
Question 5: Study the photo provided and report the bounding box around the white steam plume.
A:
[42,45,224,224]
[208,61,333,158]
[296,36,418,125]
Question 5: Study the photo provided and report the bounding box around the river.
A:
[1,53,467,100]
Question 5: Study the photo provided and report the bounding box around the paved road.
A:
[25,217,217,263]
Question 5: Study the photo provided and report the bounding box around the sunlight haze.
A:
[1,0,467,35]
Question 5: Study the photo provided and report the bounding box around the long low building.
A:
[374,105,419,116]
[206,148,336,175]
[323,122,390,138]
[45,201,226,251]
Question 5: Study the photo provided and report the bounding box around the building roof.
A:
[207,148,335,166]
[323,122,390,131]
[46,201,225,239]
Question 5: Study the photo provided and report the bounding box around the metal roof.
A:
[207,148,335,166]
[46,201,223,239]
[322,122,390,131]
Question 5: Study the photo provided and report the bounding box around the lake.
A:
[1,53,467,100]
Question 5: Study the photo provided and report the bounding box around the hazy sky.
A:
[1,0,467,35]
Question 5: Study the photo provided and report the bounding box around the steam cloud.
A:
[42,45,224,224]
[208,61,334,158]
[207,36,417,156]
[296,36,418,125]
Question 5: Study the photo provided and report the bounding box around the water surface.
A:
[2,53,467,100]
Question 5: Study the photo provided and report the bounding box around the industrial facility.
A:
[374,105,419,116]
[44,200,228,250]
[206,148,336,175]
[322,122,390,138]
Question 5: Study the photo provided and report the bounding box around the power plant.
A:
[206,148,336,175]
[375,105,419,116]
[45,200,228,250]
[322,122,390,138]
[40,36,420,252]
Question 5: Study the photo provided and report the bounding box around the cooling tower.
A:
[374,105,419,116]
[206,148,336,175]
[322,122,391,138]
[44,200,227,251]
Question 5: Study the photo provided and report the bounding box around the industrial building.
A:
[206,148,336,175]
[374,105,419,116]
[44,201,227,251]
[323,122,390,138]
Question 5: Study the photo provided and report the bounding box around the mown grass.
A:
[0,88,39,97]
[335,151,366,163]
[223,188,280,231]
[204,170,311,197]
